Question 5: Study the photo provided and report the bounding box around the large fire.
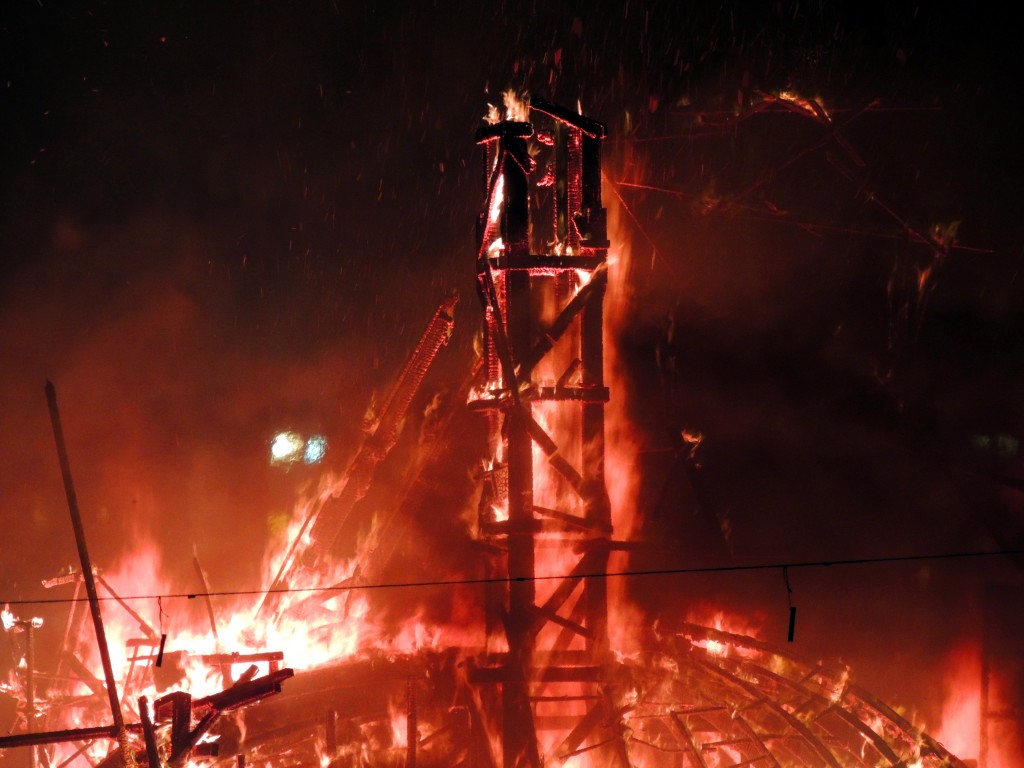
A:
[0,96,1014,768]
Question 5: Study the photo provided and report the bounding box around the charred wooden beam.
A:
[325,708,338,755]
[198,651,284,670]
[529,604,592,640]
[532,505,600,532]
[548,699,608,762]
[138,696,161,768]
[45,382,131,765]
[468,665,604,684]
[475,120,533,144]
[259,295,458,620]
[94,572,159,641]
[168,709,220,768]
[0,724,144,750]
[154,691,192,754]
[467,385,609,412]
[478,650,599,666]
[529,98,607,139]
[517,267,607,377]
[487,254,604,272]
[193,668,295,713]
[521,410,585,493]
[191,553,220,645]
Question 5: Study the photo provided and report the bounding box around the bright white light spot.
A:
[270,432,304,464]
[304,435,328,464]
[1,607,14,631]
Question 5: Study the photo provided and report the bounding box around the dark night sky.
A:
[1,0,1022,749]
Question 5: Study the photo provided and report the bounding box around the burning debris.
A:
[0,99,978,768]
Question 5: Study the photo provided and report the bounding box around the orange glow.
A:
[775,89,830,121]
[934,640,1024,768]
[684,605,763,658]
[42,465,455,764]
[604,183,647,658]
[935,642,981,761]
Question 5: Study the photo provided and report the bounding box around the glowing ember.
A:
[775,88,830,120]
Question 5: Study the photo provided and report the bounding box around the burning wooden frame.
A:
[0,99,972,768]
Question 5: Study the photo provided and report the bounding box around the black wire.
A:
[782,565,793,609]
[2,547,1021,608]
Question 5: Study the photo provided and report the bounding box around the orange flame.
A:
[604,179,648,657]
[935,642,981,761]
[934,641,1024,768]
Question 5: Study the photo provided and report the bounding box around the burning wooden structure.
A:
[0,98,975,768]
[468,95,620,767]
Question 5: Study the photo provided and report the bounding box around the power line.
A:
[3,547,1021,608]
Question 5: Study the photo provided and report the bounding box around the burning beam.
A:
[45,381,132,767]
[0,724,145,751]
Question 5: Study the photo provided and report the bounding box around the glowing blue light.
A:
[304,435,328,464]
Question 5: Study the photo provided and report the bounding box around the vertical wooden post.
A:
[45,382,131,766]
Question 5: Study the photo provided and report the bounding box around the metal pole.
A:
[45,381,132,766]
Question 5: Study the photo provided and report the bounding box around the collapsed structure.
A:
[0,99,972,768]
